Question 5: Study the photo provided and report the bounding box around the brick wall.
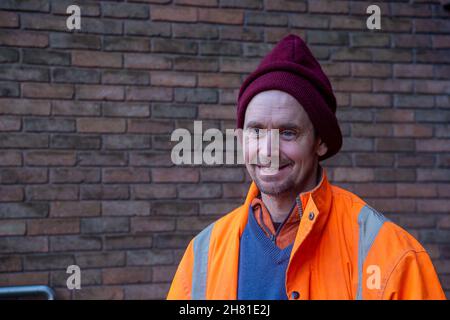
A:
[0,0,449,299]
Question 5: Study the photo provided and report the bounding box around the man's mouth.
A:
[255,163,291,176]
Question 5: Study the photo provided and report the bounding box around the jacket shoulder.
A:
[193,204,247,242]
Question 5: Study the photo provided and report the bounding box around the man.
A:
[167,34,445,300]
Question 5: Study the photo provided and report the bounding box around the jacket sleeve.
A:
[166,240,194,300]
[381,250,446,300]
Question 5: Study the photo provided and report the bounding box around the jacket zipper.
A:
[261,200,301,245]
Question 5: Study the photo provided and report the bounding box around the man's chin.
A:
[254,179,293,196]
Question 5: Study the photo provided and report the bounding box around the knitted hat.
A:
[237,34,342,161]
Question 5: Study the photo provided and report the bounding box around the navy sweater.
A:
[237,205,293,300]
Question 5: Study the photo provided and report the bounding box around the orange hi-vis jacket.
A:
[167,169,445,300]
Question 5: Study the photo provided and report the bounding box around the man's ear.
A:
[316,137,328,157]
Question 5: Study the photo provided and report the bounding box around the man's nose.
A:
[258,130,279,164]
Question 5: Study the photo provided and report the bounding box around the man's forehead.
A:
[244,100,309,128]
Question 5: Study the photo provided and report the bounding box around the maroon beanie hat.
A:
[237,34,342,161]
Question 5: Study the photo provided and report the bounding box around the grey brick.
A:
[102,70,149,85]
[50,33,101,49]
[0,48,19,63]
[81,217,129,234]
[24,118,75,132]
[0,0,49,12]
[0,133,48,148]
[152,104,197,118]
[173,23,219,39]
[0,66,49,82]
[103,135,151,150]
[0,203,49,218]
[103,36,150,52]
[0,81,19,97]
[51,135,101,149]
[102,2,149,19]
[125,21,171,37]
[199,42,241,56]
[23,49,70,66]
[152,39,198,55]
[53,68,100,84]
[174,88,218,103]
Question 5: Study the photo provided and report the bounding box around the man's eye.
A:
[248,128,262,136]
[281,130,296,138]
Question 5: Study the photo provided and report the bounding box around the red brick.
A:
[333,168,374,182]
[397,183,437,198]
[25,151,76,166]
[266,0,306,12]
[0,30,48,47]
[367,199,416,213]
[416,139,450,152]
[0,151,22,166]
[0,256,22,272]
[0,186,24,201]
[150,72,196,87]
[176,0,217,6]
[76,85,125,100]
[126,86,173,101]
[393,124,433,138]
[103,267,152,285]
[0,272,48,286]
[102,201,151,216]
[375,110,414,123]
[351,63,391,78]
[433,35,450,49]
[50,201,101,218]
[28,218,80,235]
[198,73,241,88]
[124,283,169,299]
[0,99,51,115]
[103,168,150,183]
[309,0,348,13]
[151,5,197,22]
[0,11,19,28]
[332,78,371,92]
[127,119,173,133]
[131,217,175,233]
[198,8,244,24]
[393,64,434,78]
[152,168,199,182]
[418,200,450,213]
[77,118,126,133]
[124,53,171,69]
[351,93,391,108]
[152,265,177,282]
[373,79,413,93]
[22,83,73,99]
[72,50,122,68]
[74,286,124,300]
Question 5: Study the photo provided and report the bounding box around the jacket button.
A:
[291,291,300,299]
[309,212,315,220]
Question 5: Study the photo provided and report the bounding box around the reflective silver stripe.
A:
[191,223,214,300]
[356,205,388,300]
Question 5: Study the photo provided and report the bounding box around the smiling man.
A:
[167,34,445,300]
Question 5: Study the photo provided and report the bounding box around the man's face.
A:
[242,90,327,196]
